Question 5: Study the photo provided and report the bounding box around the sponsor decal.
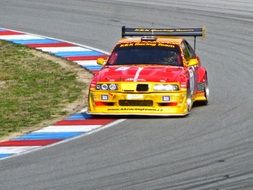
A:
[120,42,175,48]
[108,108,163,112]
[134,28,195,33]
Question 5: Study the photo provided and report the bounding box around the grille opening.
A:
[95,102,114,106]
[158,102,178,106]
[136,84,149,91]
[119,100,153,106]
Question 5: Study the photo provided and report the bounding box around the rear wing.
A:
[121,26,206,50]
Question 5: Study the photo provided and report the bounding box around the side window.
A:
[182,41,195,61]
[182,41,190,61]
[185,41,196,58]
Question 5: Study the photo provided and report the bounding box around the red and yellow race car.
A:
[88,27,209,116]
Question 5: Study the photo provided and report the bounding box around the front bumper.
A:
[88,90,188,116]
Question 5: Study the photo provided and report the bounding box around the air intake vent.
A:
[136,84,149,91]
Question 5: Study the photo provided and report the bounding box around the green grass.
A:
[0,40,86,138]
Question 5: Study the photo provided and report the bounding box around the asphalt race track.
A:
[0,0,253,189]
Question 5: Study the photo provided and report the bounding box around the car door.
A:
[181,41,199,95]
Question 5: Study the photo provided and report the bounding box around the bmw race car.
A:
[88,27,209,116]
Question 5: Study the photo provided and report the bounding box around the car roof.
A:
[117,37,183,45]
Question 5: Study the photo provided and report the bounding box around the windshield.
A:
[107,42,182,66]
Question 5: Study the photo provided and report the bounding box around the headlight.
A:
[154,84,164,91]
[109,84,117,90]
[101,84,109,90]
[96,83,118,91]
[96,84,101,90]
[154,84,179,91]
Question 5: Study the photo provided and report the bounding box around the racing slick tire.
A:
[186,84,193,114]
[200,74,209,105]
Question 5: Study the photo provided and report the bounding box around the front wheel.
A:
[201,75,209,105]
[186,86,193,113]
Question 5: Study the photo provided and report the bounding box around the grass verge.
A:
[0,40,92,139]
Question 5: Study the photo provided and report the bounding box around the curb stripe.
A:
[11,39,60,44]
[55,119,114,125]
[74,60,98,66]
[0,154,13,158]
[0,146,40,154]
[0,140,60,146]
[37,47,92,53]
[14,132,84,140]
[66,113,92,120]
[0,31,23,35]
[27,42,76,48]
[0,34,44,40]
[34,125,101,133]
[54,51,103,57]
[66,55,108,61]
[83,65,102,70]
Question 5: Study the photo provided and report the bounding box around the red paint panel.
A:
[93,65,186,82]
[0,31,24,35]
[66,55,108,61]
[26,42,76,48]
[55,119,114,126]
[0,139,60,146]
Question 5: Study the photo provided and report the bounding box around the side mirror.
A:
[188,58,199,67]
[97,58,106,66]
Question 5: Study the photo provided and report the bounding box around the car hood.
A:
[94,65,186,83]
